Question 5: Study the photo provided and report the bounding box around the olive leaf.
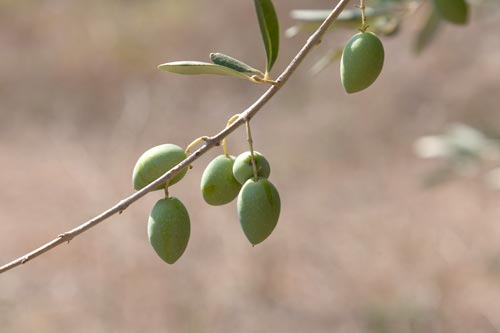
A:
[286,10,359,38]
[209,53,263,75]
[414,8,441,54]
[433,0,468,25]
[310,48,343,75]
[288,7,400,34]
[158,61,254,81]
[290,8,361,22]
[254,0,280,73]
[290,7,394,23]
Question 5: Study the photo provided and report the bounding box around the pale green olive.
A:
[237,178,280,245]
[201,155,242,206]
[340,31,384,94]
[132,144,187,191]
[232,151,271,185]
[148,197,190,264]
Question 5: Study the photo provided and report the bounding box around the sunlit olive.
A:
[232,151,271,185]
[237,178,280,245]
[433,0,468,25]
[148,197,190,264]
[132,144,187,191]
[201,155,242,206]
[340,31,385,94]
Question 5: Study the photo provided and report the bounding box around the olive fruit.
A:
[132,144,187,191]
[237,178,281,245]
[201,155,242,206]
[148,197,190,264]
[433,0,468,25]
[340,31,385,94]
[232,151,271,185]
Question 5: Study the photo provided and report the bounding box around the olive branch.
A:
[0,0,353,274]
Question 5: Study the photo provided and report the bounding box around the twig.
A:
[0,0,351,274]
[245,120,259,181]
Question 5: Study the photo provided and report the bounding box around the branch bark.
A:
[0,0,351,274]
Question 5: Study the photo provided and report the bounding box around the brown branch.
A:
[0,0,351,274]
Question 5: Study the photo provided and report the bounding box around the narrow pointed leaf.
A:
[291,9,358,22]
[414,8,441,54]
[287,8,401,37]
[158,61,254,81]
[254,0,280,72]
[209,53,263,75]
[372,16,400,36]
[310,48,343,75]
[290,7,384,23]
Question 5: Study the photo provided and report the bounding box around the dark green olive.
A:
[340,31,385,94]
[132,144,187,191]
[148,197,190,264]
[201,155,242,206]
[232,151,271,185]
[237,178,280,245]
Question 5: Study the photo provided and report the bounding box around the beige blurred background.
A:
[1,0,500,332]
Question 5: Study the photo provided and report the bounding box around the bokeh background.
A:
[1,0,500,332]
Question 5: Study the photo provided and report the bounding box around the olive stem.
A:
[185,136,209,156]
[358,0,368,32]
[221,114,240,157]
[185,136,209,168]
[245,120,259,181]
[0,0,352,275]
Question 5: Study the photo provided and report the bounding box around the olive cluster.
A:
[132,144,190,264]
[201,151,280,245]
[132,144,280,264]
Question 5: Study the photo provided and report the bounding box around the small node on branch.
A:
[58,232,74,244]
[250,75,279,85]
[118,200,130,214]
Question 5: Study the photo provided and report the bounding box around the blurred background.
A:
[1,0,500,332]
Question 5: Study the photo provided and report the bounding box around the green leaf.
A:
[254,0,280,73]
[158,61,254,81]
[209,53,263,75]
[287,7,401,38]
[414,8,441,54]
[310,48,343,75]
[433,0,468,25]
[290,7,386,23]
[372,17,400,36]
[291,9,359,22]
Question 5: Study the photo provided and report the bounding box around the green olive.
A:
[237,178,280,245]
[148,197,190,264]
[340,31,385,94]
[433,0,468,25]
[232,151,271,185]
[132,144,187,191]
[201,155,242,206]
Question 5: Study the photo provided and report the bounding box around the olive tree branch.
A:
[0,0,351,274]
